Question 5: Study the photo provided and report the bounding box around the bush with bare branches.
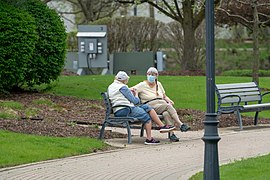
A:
[91,16,165,53]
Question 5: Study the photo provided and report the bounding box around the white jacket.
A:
[108,80,134,113]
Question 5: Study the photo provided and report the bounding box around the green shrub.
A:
[67,31,78,52]
[222,69,270,77]
[18,0,67,86]
[0,2,38,92]
[1,0,67,88]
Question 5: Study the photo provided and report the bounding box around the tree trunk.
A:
[149,4,155,19]
[80,0,94,23]
[182,1,196,70]
[182,24,196,70]
[252,0,260,85]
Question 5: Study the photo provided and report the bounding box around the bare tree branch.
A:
[58,10,82,15]
[174,0,181,17]
[216,0,270,27]
[217,7,253,24]
[61,15,76,25]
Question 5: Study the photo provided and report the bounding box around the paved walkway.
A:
[1,125,270,180]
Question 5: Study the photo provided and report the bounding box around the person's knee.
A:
[162,111,169,117]
[141,104,153,112]
[144,120,152,127]
[162,111,171,121]
[167,106,177,115]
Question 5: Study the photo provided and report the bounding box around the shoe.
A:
[180,124,190,132]
[169,134,179,142]
[144,138,160,145]
[159,125,176,133]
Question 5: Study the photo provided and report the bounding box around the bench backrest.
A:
[216,82,262,106]
[101,92,112,119]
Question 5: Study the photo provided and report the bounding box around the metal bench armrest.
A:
[218,95,242,114]
[262,91,270,97]
[218,105,244,114]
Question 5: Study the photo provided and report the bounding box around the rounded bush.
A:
[1,0,67,87]
[18,0,67,86]
[0,2,38,92]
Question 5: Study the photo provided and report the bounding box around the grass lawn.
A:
[190,153,270,180]
[0,130,107,168]
[41,75,270,118]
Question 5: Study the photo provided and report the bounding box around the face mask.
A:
[147,75,156,83]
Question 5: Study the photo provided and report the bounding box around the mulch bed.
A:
[1,92,269,139]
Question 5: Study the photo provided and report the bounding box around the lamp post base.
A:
[202,113,220,180]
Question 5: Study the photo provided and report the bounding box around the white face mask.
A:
[147,75,156,83]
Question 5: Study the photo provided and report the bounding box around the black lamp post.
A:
[202,0,221,179]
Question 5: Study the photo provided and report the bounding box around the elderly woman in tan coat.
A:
[131,67,190,142]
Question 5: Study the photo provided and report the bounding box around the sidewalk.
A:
[1,125,270,180]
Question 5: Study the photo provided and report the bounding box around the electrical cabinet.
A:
[76,25,108,75]
[112,51,165,75]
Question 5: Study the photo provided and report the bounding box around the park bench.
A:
[215,82,270,129]
[99,92,166,144]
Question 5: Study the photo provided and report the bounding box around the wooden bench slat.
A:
[219,91,261,97]
[216,82,257,89]
[220,96,261,104]
[217,88,260,93]
[220,97,241,104]
[242,103,270,109]
[236,96,261,102]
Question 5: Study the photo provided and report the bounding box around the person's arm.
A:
[159,82,174,105]
[130,83,141,95]
[119,86,140,105]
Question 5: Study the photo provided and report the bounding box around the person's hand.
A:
[164,95,174,105]
[130,88,138,96]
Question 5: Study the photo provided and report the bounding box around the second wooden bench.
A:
[216,82,270,129]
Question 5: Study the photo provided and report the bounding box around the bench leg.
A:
[235,110,243,130]
[168,132,171,139]
[254,112,259,125]
[126,122,132,144]
[140,123,145,137]
[99,122,107,139]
